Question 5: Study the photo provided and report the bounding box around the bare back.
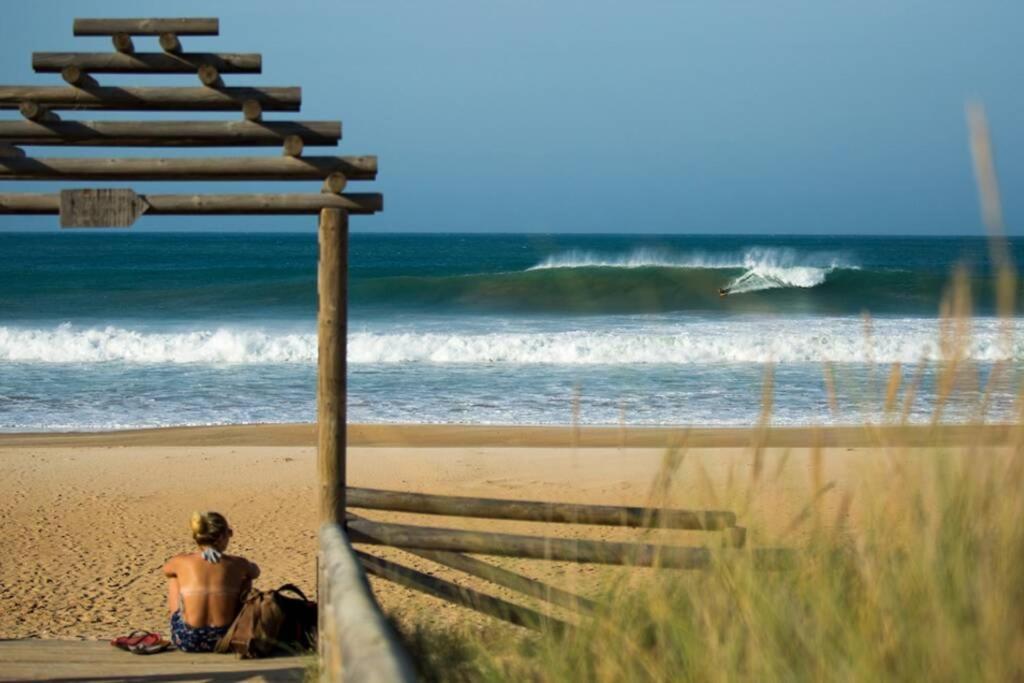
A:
[163,553,260,628]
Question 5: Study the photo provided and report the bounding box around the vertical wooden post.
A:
[318,208,348,525]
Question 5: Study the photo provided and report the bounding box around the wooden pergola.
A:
[0,16,411,680]
[2,16,771,681]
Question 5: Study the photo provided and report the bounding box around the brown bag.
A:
[215,584,317,658]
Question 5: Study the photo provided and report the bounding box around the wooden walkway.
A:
[0,640,308,682]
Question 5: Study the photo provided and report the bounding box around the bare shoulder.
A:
[162,552,193,575]
[226,554,261,577]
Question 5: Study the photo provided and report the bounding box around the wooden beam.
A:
[318,524,416,682]
[60,66,98,89]
[0,155,376,181]
[282,135,304,157]
[158,33,182,54]
[18,102,60,123]
[356,551,561,632]
[73,18,219,36]
[346,487,737,530]
[322,173,347,194]
[242,100,262,121]
[347,518,795,569]
[0,192,382,215]
[0,86,300,111]
[112,34,135,55]
[0,120,341,147]
[409,548,596,614]
[318,208,348,525]
[33,52,262,74]
[0,145,25,158]
[197,64,223,88]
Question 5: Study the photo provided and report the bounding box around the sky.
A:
[0,0,1021,234]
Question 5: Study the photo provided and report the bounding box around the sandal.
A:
[128,638,172,655]
[111,630,162,650]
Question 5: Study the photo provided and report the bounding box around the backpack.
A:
[215,583,317,658]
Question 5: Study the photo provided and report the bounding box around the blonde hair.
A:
[189,511,229,546]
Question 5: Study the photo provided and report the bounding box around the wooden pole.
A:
[33,52,262,74]
[0,155,377,181]
[347,518,795,569]
[356,551,563,631]
[0,120,341,147]
[17,102,60,123]
[346,486,737,530]
[322,173,347,194]
[73,18,220,36]
[410,548,596,614]
[0,86,301,111]
[0,192,382,215]
[112,34,135,54]
[197,64,223,88]
[242,99,263,121]
[158,33,182,54]
[318,209,348,526]
[318,524,416,682]
[60,66,98,89]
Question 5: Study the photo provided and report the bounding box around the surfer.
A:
[718,287,730,297]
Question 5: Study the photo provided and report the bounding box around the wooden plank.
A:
[73,18,219,36]
[0,120,341,147]
[318,524,416,683]
[59,188,147,228]
[33,52,261,73]
[357,550,562,631]
[318,209,348,525]
[348,518,795,569]
[0,86,300,111]
[0,641,309,681]
[0,155,376,180]
[346,487,737,530]
[0,192,382,215]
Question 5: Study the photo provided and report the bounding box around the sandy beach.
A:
[0,422,1006,640]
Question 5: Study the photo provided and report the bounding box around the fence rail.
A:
[319,523,416,683]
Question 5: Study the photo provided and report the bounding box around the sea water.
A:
[0,232,1021,431]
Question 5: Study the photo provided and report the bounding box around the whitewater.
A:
[3,318,1021,365]
[527,246,855,294]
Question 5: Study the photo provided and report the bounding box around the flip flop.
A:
[128,638,172,655]
[111,631,162,650]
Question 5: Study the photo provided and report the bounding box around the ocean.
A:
[0,232,1020,431]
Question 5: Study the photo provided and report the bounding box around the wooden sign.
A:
[59,188,148,228]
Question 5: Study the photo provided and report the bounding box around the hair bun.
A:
[189,510,208,537]
[189,510,229,546]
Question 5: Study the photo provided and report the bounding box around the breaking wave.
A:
[3,320,1020,365]
[528,247,852,295]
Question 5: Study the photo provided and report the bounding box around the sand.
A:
[0,423,1001,640]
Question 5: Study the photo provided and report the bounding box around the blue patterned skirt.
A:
[170,611,230,653]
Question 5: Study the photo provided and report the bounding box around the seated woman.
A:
[163,511,261,653]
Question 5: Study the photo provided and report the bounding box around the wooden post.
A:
[318,208,348,526]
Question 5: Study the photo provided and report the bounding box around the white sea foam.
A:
[0,324,316,364]
[527,248,743,270]
[2,319,1020,365]
[528,247,853,294]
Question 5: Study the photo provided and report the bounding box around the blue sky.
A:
[1,0,1021,234]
